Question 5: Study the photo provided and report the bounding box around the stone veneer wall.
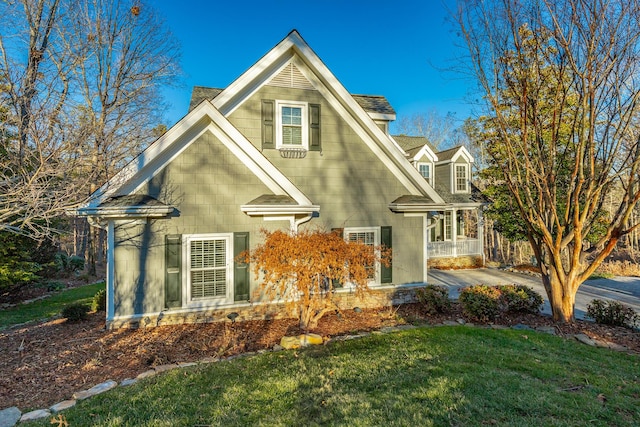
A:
[106,285,422,329]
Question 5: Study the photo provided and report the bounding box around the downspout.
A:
[291,213,313,233]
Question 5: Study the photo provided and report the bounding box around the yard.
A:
[1,281,639,425]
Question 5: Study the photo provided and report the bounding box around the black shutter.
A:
[309,103,321,151]
[234,232,250,301]
[164,235,182,309]
[262,100,275,149]
[380,226,392,284]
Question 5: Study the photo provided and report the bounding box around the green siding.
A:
[111,74,428,319]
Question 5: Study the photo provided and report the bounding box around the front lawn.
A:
[0,282,104,329]
[29,326,640,426]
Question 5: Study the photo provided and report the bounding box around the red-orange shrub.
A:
[242,229,391,330]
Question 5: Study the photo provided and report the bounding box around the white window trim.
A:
[182,233,234,308]
[452,163,470,194]
[343,226,381,286]
[416,161,434,186]
[275,100,309,150]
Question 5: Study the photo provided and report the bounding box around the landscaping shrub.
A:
[586,299,639,329]
[54,252,85,274]
[61,303,90,321]
[92,288,107,312]
[69,255,85,272]
[497,284,543,313]
[459,284,544,321]
[459,285,502,321]
[415,284,451,314]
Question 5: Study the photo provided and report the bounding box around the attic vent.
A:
[269,63,315,90]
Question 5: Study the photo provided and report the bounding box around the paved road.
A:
[427,268,640,320]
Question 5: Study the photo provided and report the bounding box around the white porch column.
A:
[451,209,458,257]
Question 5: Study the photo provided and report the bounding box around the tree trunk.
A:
[543,271,577,323]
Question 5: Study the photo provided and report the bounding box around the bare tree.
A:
[456,0,640,322]
[0,0,180,241]
[395,109,458,150]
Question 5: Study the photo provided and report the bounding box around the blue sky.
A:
[154,0,479,132]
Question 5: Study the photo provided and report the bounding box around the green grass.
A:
[29,326,640,426]
[0,281,104,329]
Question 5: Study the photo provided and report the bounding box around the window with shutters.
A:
[184,234,233,304]
[344,227,380,284]
[276,100,308,149]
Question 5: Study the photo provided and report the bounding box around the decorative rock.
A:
[178,362,197,368]
[50,400,76,412]
[442,320,459,326]
[490,324,509,330]
[120,378,138,387]
[19,409,51,422]
[300,333,323,346]
[136,369,157,379]
[280,335,301,350]
[536,326,557,335]
[153,364,178,373]
[0,407,21,427]
[574,334,597,347]
[199,357,220,364]
[456,318,466,325]
[272,344,284,351]
[511,324,534,331]
[73,380,118,400]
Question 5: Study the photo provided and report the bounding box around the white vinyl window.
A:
[417,162,432,185]
[344,227,380,284]
[276,100,308,149]
[184,234,232,304]
[454,164,469,193]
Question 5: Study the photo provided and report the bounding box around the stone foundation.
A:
[106,285,423,329]
[427,255,484,270]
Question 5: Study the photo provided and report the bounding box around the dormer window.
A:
[417,162,432,185]
[454,164,469,193]
[276,100,308,149]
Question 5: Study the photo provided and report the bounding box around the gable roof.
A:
[189,86,223,111]
[78,30,446,216]
[436,145,474,163]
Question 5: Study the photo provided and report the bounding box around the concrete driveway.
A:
[427,268,640,320]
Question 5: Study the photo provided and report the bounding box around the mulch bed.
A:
[1,303,638,412]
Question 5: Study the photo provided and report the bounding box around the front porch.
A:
[427,208,484,259]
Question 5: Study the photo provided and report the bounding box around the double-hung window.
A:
[185,234,232,304]
[344,227,380,283]
[276,100,308,149]
[417,162,432,185]
[455,164,469,193]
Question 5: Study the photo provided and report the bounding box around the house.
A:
[77,30,485,328]
[392,135,486,267]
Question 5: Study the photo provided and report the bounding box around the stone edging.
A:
[0,321,633,426]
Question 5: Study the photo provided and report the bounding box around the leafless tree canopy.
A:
[456,0,640,321]
[0,0,181,239]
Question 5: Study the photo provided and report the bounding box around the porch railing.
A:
[427,239,483,258]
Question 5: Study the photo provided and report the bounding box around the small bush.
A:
[459,284,544,321]
[586,299,639,329]
[68,255,85,272]
[416,285,451,314]
[459,285,502,321]
[62,303,90,322]
[497,284,543,314]
[92,288,107,312]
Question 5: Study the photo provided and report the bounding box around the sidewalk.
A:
[427,268,640,320]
